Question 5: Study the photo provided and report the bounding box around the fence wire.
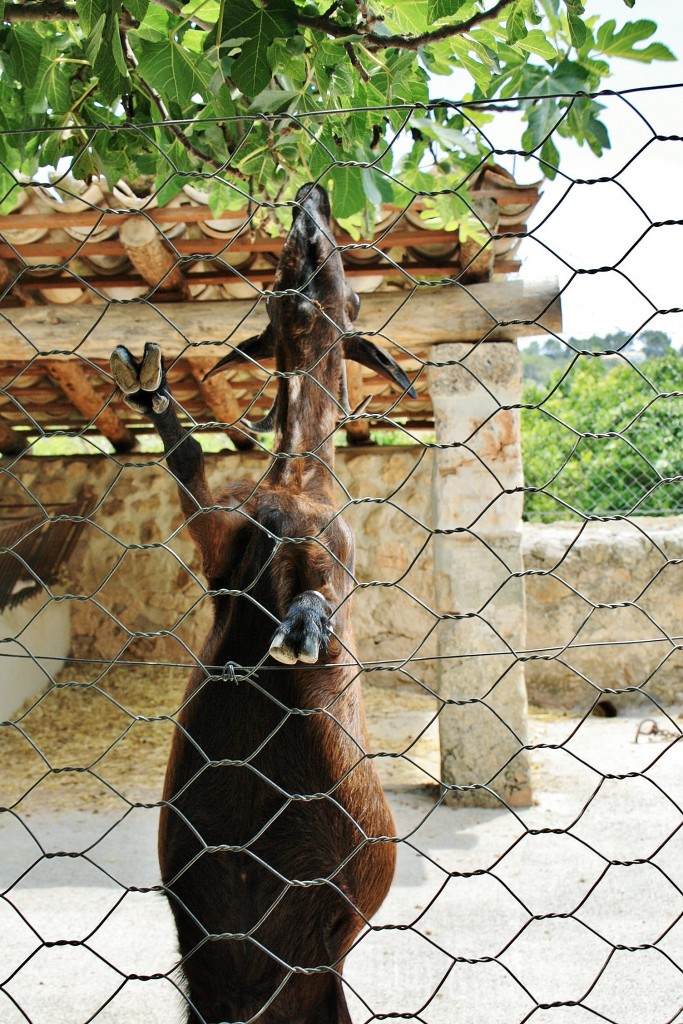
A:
[0,86,682,1024]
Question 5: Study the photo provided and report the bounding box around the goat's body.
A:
[159,484,394,1022]
[110,184,409,1022]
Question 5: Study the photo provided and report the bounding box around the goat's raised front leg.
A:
[110,343,210,503]
[110,343,231,575]
[269,590,333,665]
[269,528,354,666]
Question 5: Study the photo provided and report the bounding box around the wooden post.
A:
[119,217,189,297]
[44,360,135,452]
[429,340,532,808]
[188,357,255,451]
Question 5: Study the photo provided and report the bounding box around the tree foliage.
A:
[522,351,683,520]
[0,0,675,228]
[522,331,677,383]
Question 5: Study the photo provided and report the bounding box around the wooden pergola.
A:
[0,165,560,456]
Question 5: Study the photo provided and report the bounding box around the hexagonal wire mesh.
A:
[0,87,682,1024]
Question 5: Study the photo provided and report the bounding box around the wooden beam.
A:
[0,259,523,303]
[0,278,562,360]
[0,227,517,263]
[187,357,255,451]
[0,187,538,234]
[44,360,135,452]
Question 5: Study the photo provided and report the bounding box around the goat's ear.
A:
[346,285,361,323]
[344,335,417,398]
[202,325,274,381]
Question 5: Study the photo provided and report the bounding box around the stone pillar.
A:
[429,341,531,808]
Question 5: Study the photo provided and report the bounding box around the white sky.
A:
[437,0,683,348]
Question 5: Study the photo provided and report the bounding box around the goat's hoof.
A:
[139,343,164,391]
[270,629,320,665]
[110,344,169,416]
[269,634,301,665]
[269,591,331,666]
[110,346,141,395]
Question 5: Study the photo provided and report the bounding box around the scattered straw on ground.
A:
[1,664,188,815]
[1,665,441,816]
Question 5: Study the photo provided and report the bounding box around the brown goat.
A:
[110,184,415,1023]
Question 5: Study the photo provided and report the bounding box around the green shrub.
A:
[522,352,683,520]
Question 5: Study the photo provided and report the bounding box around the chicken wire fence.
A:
[0,85,682,1024]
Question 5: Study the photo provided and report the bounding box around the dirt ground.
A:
[1,669,681,1024]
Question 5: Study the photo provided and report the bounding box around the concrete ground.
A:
[1,698,681,1024]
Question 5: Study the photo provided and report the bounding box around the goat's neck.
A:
[271,370,339,498]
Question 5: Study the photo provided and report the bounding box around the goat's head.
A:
[205,183,415,441]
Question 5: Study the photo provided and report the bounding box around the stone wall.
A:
[5,451,683,708]
[0,592,70,718]
[523,517,683,709]
[4,447,438,690]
